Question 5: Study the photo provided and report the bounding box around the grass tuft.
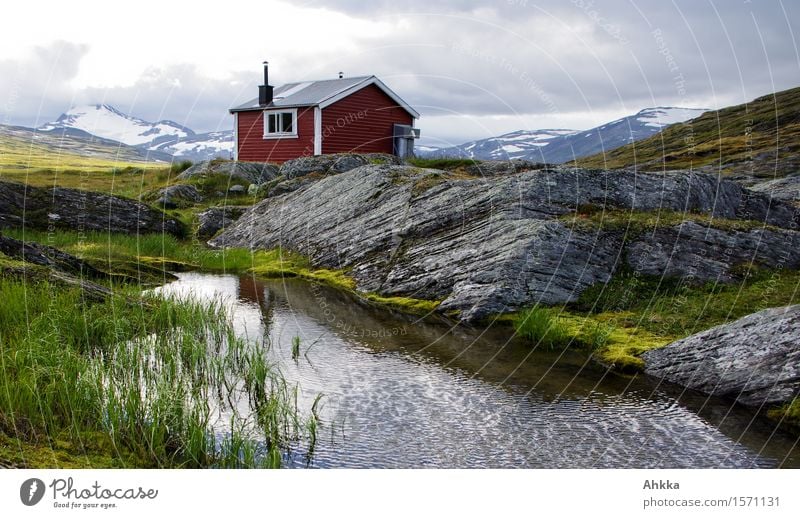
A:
[513,306,572,349]
[0,278,316,468]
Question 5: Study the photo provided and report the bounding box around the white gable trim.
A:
[313,106,322,155]
[233,112,239,161]
[318,76,420,119]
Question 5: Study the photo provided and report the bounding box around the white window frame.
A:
[263,108,298,139]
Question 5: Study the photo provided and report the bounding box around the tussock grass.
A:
[0,278,316,468]
[407,157,479,170]
[513,306,572,349]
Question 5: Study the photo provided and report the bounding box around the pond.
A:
[154,272,799,468]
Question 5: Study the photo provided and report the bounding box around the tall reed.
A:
[0,278,315,468]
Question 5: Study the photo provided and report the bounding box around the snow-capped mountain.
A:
[150,131,234,160]
[39,104,233,161]
[422,129,578,161]
[422,107,707,163]
[39,104,192,147]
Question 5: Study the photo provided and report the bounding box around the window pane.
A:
[281,112,293,133]
[268,113,276,133]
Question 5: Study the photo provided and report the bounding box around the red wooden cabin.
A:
[231,63,420,163]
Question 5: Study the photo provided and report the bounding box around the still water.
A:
[154,272,799,468]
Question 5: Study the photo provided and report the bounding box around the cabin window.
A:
[263,109,297,138]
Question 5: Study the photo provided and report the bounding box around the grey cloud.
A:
[76,65,257,133]
[2,0,798,144]
[0,41,88,126]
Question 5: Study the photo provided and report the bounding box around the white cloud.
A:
[1,0,798,144]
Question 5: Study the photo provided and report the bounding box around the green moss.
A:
[363,294,441,314]
[561,207,777,235]
[510,306,672,370]
[0,430,145,468]
[411,172,448,196]
[572,267,800,338]
[407,157,479,170]
[767,398,800,430]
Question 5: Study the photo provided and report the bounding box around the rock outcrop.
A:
[211,165,800,321]
[0,180,185,236]
[643,305,800,407]
[196,206,248,240]
[0,234,105,279]
[278,153,399,179]
[627,221,800,282]
[748,174,800,206]
[178,160,280,185]
[0,234,115,300]
[154,184,204,209]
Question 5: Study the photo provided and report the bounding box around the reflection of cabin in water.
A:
[230,62,420,162]
[237,275,270,312]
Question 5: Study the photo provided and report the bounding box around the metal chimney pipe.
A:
[258,61,274,106]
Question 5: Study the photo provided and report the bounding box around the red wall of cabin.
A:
[321,84,413,155]
[236,107,315,163]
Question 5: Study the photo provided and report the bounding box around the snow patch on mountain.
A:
[420,107,707,163]
[151,131,234,160]
[39,104,192,146]
[421,129,579,160]
[636,107,707,128]
[40,104,234,161]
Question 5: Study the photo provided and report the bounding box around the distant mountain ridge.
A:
[0,123,174,164]
[577,86,800,180]
[421,107,707,163]
[39,104,233,162]
[423,129,578,161]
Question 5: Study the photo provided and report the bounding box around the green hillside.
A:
[578,86,800,178]
[0,125,164,174]
[0,125,175,198]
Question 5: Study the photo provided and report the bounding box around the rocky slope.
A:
[643,305,800,408]
[0,180,185,236]
[578,86,800,180]
[211,162,800,321]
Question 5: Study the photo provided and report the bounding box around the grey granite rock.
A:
[0,234,106,279]
[178,160,279,184]
[278,153,400,179]
[196,206,248,240]
[463,160,548,176]
[211,165,800,320]
[154,184,204,209]
[627,221,800,282]
[0,180,185,236]
[643,305,800,407]
[748,174,800,205]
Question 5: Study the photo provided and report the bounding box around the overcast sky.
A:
[1,0,798,146]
